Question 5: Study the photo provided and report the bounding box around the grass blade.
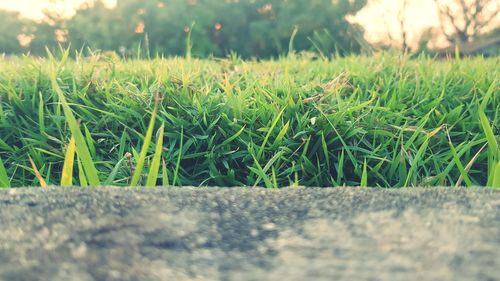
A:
[492,161,500,188]
[104,157,126,185]
[0,156,10,188]
[479,110,499,156]
[162,159,169,186]
[28,156,47,188]
[50,72,100,186]
[173,127,184,186]
[146,124,164,187]
[77,155,88,187]
[130,100,158,186]
[361,158,368,187]
[273,121,290,147]
[253,150,284,187]
[60,136,76,187]
[38,92,45,134]
[272,166,278,189]
[446,130,472,187]
[257,108,285,161]
[84,125,96,158]
[479,109,500,186]
[217,125,245,148]
[249,155,273,189]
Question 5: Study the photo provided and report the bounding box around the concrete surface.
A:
[0,187,499,281]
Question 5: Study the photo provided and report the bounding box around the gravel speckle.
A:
[0,187,499,281]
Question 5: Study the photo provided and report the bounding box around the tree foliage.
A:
[0,11,26,54]
[2,0,369,57]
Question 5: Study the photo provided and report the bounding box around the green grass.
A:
[0,53,498,187]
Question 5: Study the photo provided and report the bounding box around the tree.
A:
[0,11,26,54]
[66,1,125,52]
[67,0,369,57]
[434,0,499,44]
[2,0,369,57]
[27,9,67,55]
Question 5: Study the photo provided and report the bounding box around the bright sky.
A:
[352,0,441,46]
[0,0,116,19]
[0,0,483,47]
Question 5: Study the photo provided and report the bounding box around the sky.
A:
[352,0,441,46]
[0,0,480,47]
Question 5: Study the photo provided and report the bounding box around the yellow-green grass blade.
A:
[130,103,158,186]
[321,131,330,171]
[361,159,368,187]
[272,166,278,189]
[84,124,96,158]
[249,155,273,189]
[60,136,76,187]
[448,140,472,187]
[217,125,245,148]
[273,121,290,147]
[28,156,47,188]
[479,109,499,186]
[492,162,500,188]
[162,159,169,186]
[257,108,285,161]
[404,126,443,187]
[146,124,164,187]
[253,150,284,187]
[173,127,184,186]
[77,155,88,187]
[38,92,45,134]
[50,72,100,186]
[479,110,499,156]
[0,156,10,188]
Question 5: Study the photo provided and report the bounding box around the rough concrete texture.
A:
[0,187,499,281]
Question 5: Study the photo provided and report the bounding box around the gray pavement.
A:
[0,187,499,281]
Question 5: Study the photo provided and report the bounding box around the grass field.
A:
[0,52,499,188]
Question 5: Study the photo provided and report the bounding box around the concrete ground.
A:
[0,187,499,281]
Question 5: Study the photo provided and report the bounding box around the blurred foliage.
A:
[0,10,28,54]
[0,0,370,58]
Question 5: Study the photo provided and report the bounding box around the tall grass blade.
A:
[173,127,184,186]
[50,71,100,186]
[146,124,164,187]
[449,142,472,187]
[38,92,45,134]
[257,108,285,161]
[492,161,500,188]
[479,110,499,155]
[130,100,158,187]
[162,159,169,186]
[60,136,76,187]
[479,109,500,186]
[84,125,96,158]
[447,130,472,187]
[76,155,88,187]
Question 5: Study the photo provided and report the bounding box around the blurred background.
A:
[0,0,498,58]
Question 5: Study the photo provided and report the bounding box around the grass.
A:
[0,52,498,188]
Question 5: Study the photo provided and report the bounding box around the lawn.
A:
[0,52,498,188]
